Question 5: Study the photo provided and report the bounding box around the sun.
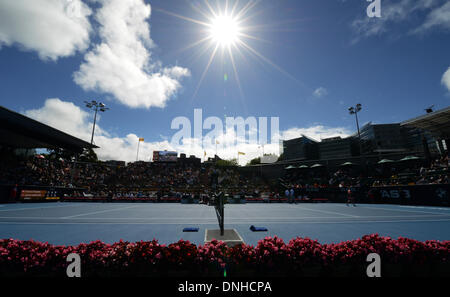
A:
[157,1,296,98]
[209,15,241,46]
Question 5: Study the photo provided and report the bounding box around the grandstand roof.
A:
[401,106,450,139]
[0,106,97,152]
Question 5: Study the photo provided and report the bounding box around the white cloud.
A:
[25,98,93,137]
[281,126,351,142]
[351,0,447,42]
[73,0,190,109]
[24,99,352,165]
[0,0,91,60]
[442,67,450,92]
[313,87,328,98]
[352,0,416,39]
[24,98,173,162]
[416,1,450,33]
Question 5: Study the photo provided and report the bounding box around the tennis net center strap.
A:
[214,192,224,236]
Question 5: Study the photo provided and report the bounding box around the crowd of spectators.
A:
[0,154,269,198]
[371,155,449,187]
[0,156,71,187]
[0,151,448,200]
[282,154,449,190]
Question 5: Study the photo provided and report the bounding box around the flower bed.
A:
[1,234,449,277]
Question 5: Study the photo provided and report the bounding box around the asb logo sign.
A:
[380,189,411,199]
[435,188,448,200]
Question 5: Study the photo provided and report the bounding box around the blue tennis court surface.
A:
[0,202,449,246]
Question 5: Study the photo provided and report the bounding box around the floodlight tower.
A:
[85,100,109,146]
[349,104,362,155]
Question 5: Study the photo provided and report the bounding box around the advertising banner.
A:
[153,151,178,162]
[20,190,47,201]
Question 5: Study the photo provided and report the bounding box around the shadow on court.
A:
[0,202,449,246]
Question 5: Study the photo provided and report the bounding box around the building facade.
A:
[359,123,405,154]
[359,122,437,155]
[282,136,319,161]
[318,136,358,160]
[281,123,438,162]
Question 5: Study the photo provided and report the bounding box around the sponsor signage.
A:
[153,151,178,162]
[20,190,47,201]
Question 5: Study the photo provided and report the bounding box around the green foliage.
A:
[47,148,76,161]
[216,158,238,167]
[79,148,98,163]
[246,157,261,166]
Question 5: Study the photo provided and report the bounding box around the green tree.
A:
[47,148,76,161]
[246,157,261,166]
[216,158,238,167]
[79,148,98,163]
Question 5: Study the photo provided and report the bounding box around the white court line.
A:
[0,219,450,225]
[61,205,142,219]
[291,205,360,218]
[400,206,450,211]
[0,203,86,212]
[1,214,449,221]
[339,205,448,216]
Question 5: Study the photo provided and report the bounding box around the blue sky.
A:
[0,0,449,163]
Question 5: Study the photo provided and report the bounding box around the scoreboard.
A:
[153,151,178,162]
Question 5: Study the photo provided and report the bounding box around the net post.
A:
[214,191,225,236]
[219,192,224,236]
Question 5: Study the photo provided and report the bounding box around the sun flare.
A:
[158,0,295,98]
[209,15,240,46]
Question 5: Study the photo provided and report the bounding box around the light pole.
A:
[85,100,109,146]
[349,104,362,155]
[349,104,365,176]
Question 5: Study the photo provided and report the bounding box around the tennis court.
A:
[0,202,449,246]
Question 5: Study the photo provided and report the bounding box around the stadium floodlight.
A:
[349,103,363,156]
[85,100,109,146]
[84,101,92,108]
